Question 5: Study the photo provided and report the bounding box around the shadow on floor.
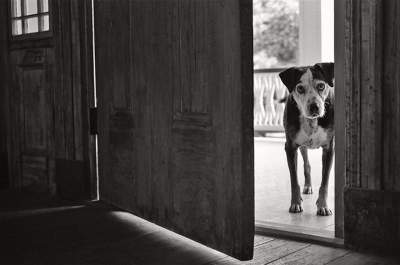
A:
[1,202,397,265]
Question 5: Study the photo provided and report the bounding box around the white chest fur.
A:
[294,118,329,149]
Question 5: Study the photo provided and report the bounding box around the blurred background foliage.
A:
[253,0,299,69]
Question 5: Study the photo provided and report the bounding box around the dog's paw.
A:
[289,187,303,213]
[317,207,332,216]
[316,196,332,216]
[302,185,313,194]
[289,203,303,213]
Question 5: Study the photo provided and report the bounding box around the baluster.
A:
[274,77,286,126]
[253,70,286,132]
[264,74,276,125]
[253,74,265,125]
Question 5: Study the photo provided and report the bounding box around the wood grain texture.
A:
[341,0,400,252]
[267,244,348,265]
[382,0,400,192]
[345,0,361,189]
[54,0,74,160]
[359,0,382,190]
[8,48,55,193]
[95,0,254,260]
[344,188,400,254]
[208,240,309,265]
[253,235,274,247]
[1,202,396,265]
[344,0,399,191]
[52,0,95,198]
[334,0,346,238]
[3,0,95,199]
[327,252,399,265]
[81,0,98,199]
[0,0,10,189]
[53,0,92,163]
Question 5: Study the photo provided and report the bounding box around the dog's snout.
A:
[309,102,319,115]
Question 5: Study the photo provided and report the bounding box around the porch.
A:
[254,136,335,236]
[253,68,335,236]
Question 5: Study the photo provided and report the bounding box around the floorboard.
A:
[326,252,399,265]
[208,240,309,265]
[266,244,348,265]
[0,201,397,265]
[253,235,275,247]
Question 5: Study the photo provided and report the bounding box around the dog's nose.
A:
[309,103,320,115]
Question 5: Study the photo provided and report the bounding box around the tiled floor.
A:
[255,136,335,233]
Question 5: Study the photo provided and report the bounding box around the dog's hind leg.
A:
[300,147,313,194]
[285,142,303,213]
[316,139,334,216]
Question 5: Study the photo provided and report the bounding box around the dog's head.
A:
[279,63,334,119]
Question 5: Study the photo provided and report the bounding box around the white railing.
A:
[254,69,287,132]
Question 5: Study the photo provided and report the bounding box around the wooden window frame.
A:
[8,0,52,41]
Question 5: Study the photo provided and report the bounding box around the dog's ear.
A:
[279,67,303,93]
[314,62,334,87]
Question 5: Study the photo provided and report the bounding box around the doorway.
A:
[253,0,340,240]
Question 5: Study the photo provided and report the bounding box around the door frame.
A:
[255,0,346,243]
[78,0,98,200]
[333,0,345,239]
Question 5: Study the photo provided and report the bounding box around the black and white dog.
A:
[279,63,334,216]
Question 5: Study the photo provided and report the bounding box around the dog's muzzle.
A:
[309,103,319,115]
[307,102,323,118]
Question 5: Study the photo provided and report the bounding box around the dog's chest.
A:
[294,119,329,149]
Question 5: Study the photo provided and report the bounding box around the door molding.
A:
[334,0,346,239]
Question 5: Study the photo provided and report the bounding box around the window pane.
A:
[25,17,39,33]
[11,0,22,17]
[40,0,48,12]
[39,15,49,31]
[12,19,23,35]
[24,0,38,15]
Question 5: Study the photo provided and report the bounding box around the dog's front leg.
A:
[285,141,302,213]
[317,139,334,216]
[300,146,313,194]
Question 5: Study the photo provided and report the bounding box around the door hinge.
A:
[89,107,98,135]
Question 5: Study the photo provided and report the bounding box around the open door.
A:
[94,0,254,260]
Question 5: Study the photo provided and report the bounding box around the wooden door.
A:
[94,0,254,260]
[9,49,56,193]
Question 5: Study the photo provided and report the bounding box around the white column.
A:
[299,0,321,66]
[321,0,335,62]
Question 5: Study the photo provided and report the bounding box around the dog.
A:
[279,63,334,216]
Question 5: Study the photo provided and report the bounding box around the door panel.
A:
[95,0,254,260]
[9,49,55,193]
[21,68,48,152]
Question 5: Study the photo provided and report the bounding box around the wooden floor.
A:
[0,202,397,265]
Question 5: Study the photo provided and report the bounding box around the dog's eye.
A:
[296,85,305,94]
[316,83,325,91]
